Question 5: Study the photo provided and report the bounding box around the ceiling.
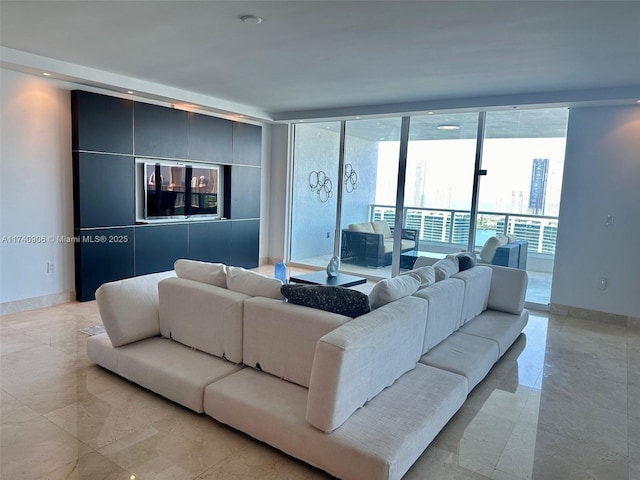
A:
[1,1,639,122]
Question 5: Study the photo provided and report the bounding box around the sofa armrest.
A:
[487,265,528,314]
[306,296,427,432]
[96,270,176,347]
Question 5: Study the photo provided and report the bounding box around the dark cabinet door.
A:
[230,220,259,268]
[74,153,135,228]
[134,103,188,159]
[230,165,260,219]
[134,223,188,275]
[188,113,233,163]
[188,221,232,264]
[232,122,261,166]
[71,90,133,154]
[75,227,135,301]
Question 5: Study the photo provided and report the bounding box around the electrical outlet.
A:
[326,232,330,238]
[47,262,54,273]
[605,215,615,226]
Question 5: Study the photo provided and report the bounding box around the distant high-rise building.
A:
[529,158,549,215]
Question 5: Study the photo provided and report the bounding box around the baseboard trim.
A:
[550,303,637,327]
[1,291,75,316]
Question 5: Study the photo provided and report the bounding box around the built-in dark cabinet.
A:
[71,91,133,154]
[72,91,262,301]
[230,220,260,268]
[75,227,135,301]
[188,112,233,163]
[134,103,188,159]
[232,122,261,166]
[230,165,261,219]
[135,224,188,275]
[188,221,232,264]
[74,153,135,228]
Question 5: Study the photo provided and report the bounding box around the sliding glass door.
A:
[289,122,340,268]
[476,108,568,305]
[401,113,480,265]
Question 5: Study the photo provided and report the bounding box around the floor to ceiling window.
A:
[288,107,569,305]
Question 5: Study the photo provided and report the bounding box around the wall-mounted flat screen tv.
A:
[142,161,222,220]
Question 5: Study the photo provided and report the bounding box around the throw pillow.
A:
[348,222,375,233]
[174,259,227,288]
[226,266,283,299]
[479,234,508,263]
[400,265,435,288]
[369,275,420,309]
[280,284,370,318]
[456,252,477,271]
[433,255,459,282]
[371,220,393,238]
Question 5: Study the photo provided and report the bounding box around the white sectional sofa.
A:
[87,256,528,480]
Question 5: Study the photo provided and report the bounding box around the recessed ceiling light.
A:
[127,90,134,94]
[427,111,434,115]
[43,72,51,76]
[240,15,262,24]
[436,124,460,130]
[636,100,640,104]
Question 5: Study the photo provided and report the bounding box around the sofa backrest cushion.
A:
[412,278,464,354]
[226,266,283,299]
[281,284,370,318]
[368,274,420,309]
[487,265,528,314]
[174,259,227,288]
[452,266,492,324]
[479,234,509,263]
[348,222,375,233]
[243,297,351,387]
[400,265,436,288]
[371,220,392,238]
[96,271,176,347]
[306,295,428,432]
[433,255,459,281]
[158,277,247,363]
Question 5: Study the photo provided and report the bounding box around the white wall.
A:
[0,68,75,305]
[552,105,640,317]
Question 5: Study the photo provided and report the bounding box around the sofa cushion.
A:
[368,274,420,309]
[281,284,370,318]
[432,255,459,281]
[460,309,529,357]
[419,331,499,393]
[479,234,509,263]
[371,220,392,238]
[348,222,375,233]
[174,259,227,288]
[243,297,351,387]
[96,271,176,347]
[400,265,436,289]
[412,278,465,354]
[456,251,477,271]
[226,266,283,299]
[487,265,528,314]
[452,266,492,324]
[158,277,247,363]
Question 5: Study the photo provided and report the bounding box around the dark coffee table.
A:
[289,271,366,288]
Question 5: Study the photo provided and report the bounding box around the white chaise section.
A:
[306,295,427,433]
[460,310,529,357]
[87,334,241,413]
[158,277,247,364]
[203,364,467,480]
[243,297,351,387]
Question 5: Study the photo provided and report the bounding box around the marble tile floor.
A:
[1,300,638,480]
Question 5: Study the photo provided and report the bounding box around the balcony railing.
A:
[370,204,559,255]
